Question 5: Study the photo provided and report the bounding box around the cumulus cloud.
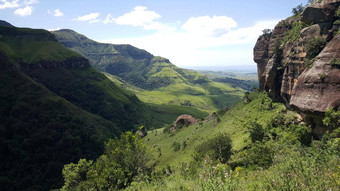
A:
[104,6,170,31]
[48,9,63,17]
[101,7,279,67]
[47,27,61,31]
[0,0,20,9]
[14,5,32,16]
[182,16,237,37]
[23,0,38,5]
[73,12,100,23]
[115,6,160,26]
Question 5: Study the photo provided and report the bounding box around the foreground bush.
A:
[61,131,154,191]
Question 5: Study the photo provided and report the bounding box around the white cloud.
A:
[73,12,100,23]
[103,13,114,24]
[104,6,170,31]
[115,6,160,26]
[101,8,279,67]
[182,15,237,37]
[0,0,19,9]
[48,9,63,17]
[24,0,38,5]
[47,27,61,31]
[14,5,32,16]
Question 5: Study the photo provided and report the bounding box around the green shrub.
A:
[61,131,154,190]
[243,142,274,168]
[172,141,181,152]
[248,121,265,143]
[323,107,340,133]
[330,58,340,67]
[292,4,305,15]
[261,29,272,39]
[61,159,93,191]
[283,21,308,44]
[306,37,326,59]
[194,133,232,163]
[318,73,327,81]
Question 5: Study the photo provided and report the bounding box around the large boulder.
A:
[301,0,340,25]
[174,114,197,128]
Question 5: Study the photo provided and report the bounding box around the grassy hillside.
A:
[0,25,160,190]
[52,30,246,113]
[60,91,339,190]
[145,91,287,168]
[0,54,120,191]
[126,92,339,190]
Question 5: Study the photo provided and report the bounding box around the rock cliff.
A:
[253,0,340,134]
[254,0,340,110]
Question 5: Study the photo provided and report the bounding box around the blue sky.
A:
[1,0,308,68]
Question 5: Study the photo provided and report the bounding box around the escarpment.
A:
[254,0,340,134]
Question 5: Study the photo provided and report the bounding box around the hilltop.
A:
[52,30,250,112]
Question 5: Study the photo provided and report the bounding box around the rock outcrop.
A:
[290,34,340,113]
[253,0,340,134]
[174,114,198,128]
[254,0,340,110]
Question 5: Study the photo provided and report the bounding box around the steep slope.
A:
[253,0,340,134]
[52,30,245,112]
[0,25,153,190]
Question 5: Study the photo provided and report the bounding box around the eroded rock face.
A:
[253,1,340,135]
[290,34,340,113]
[253,0,340,113]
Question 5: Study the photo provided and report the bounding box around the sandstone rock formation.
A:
[174,114,198,128]
[253,0,340,113]
[253,0,340,135]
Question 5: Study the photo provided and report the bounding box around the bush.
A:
[292,4,305,15]
[194,133,232,163]
[306,37,326,59]
[243,142,274,168]
[61,159,93,191]
[172,141,181,152]
[261,29,273,39]
[248,121,265,143]
[283,21,308,44]
[61,131,154,190]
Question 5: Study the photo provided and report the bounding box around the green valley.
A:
[52,30,251,113]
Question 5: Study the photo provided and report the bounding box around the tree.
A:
[61,159,93,191]
[194,133,232,163]
[61,131,154,190]
[292,4,305,15]
[248,121,265,143]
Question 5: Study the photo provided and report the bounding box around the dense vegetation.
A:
[61,91,340,190]
[0,54,120,190]
[0,25,160,190]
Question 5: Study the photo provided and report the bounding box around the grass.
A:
[122,92,339,191]
[0,27,80,63]
[144,92,287,169]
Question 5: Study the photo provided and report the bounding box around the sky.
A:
[0,0,308,69]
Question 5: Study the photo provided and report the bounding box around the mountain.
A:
[253,0,340,135]
[0,25,155,190]
[52,30,246,112]
[0,20,14,27]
